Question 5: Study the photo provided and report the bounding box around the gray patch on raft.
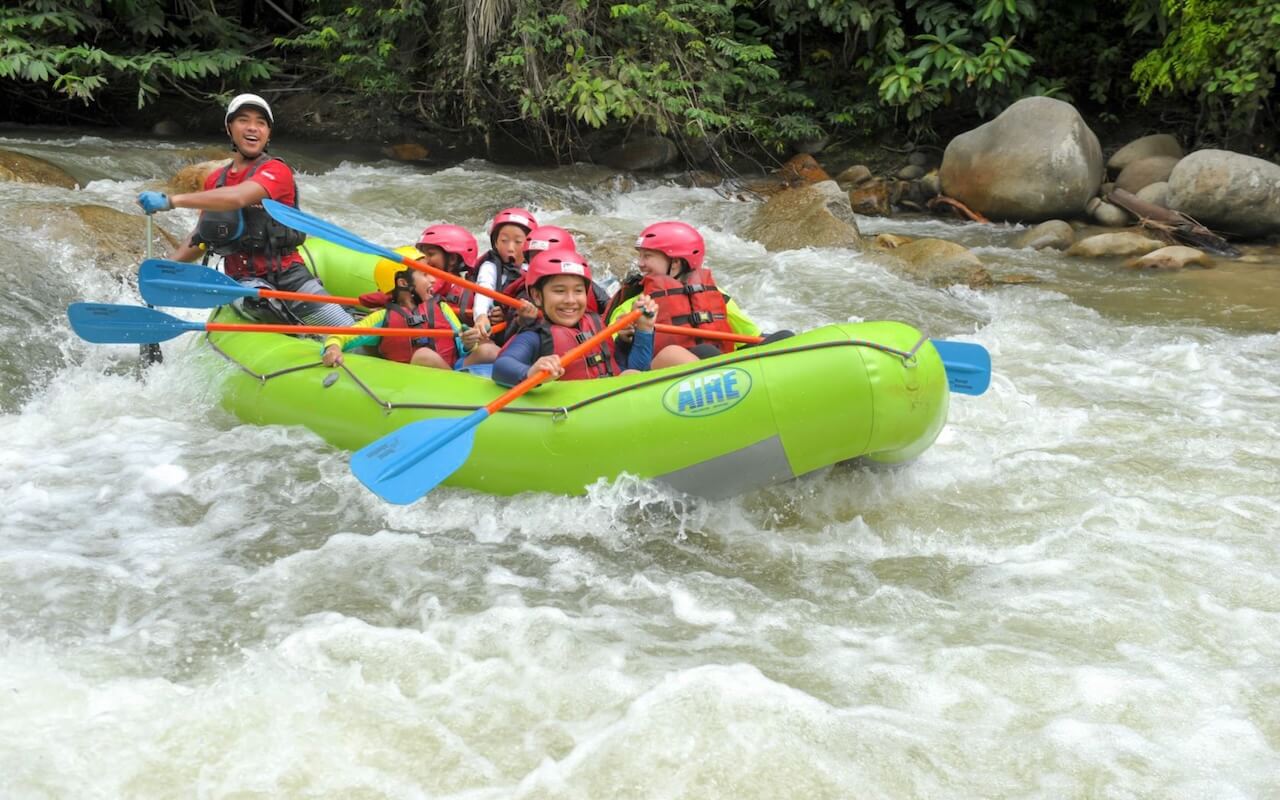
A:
[656,436,795,499]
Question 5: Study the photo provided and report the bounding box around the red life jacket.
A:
[434,276,476,325]
[378,300,459,366]
[495,311,618,381]
[643,269,734,354]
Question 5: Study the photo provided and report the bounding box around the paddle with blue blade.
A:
[351,307,647,505]
[139,259,363,309]
[263,199,501,305]
[930,340,991,396]
[67,302,461,344]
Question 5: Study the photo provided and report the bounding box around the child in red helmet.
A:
[321,225,499,369]
[473,207,536,335]
[607,221,784,359]
[491,249,693,385]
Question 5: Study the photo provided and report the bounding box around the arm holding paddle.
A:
[350,307,647,504]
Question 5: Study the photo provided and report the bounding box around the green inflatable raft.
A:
[196,238,951,498]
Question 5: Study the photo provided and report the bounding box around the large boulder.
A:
[881,238,992,288]
[1114,155,1180,193]
[744,183,861,251]
[13,204,179,273]
[1166,149,1280,238]
[1107,134,1183,175]
[939,97,1103,222]
[0,148,77,189]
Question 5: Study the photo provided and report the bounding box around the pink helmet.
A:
[635,221,705,270]
[522,225,577,257]
[417,224,478,269]
[526,247,592,288]
[488,207,537,240]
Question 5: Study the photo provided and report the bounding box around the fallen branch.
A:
[1107,187,1240,257]
[927,195,990,224]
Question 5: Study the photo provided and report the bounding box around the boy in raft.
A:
[606,221,786,359]
[472,207,537,335]
[491,249,695,386]
[321,268,498,369]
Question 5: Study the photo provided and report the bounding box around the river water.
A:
[1,129,1277,799]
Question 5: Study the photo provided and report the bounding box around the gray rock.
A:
[1135,181,1170,208]
[1092,200,1132,227]
[1066,232,1166,258]
[881,238,992,287]
[0,148,77,189]
[918,170,941,197]
[898,164,925,180]
[598,134,679,171]
[1115,155,1180,193]
[1107,134,1183,175]
[809,179,860,227]
[151,119,184,137]
[11,204,179,273]
[1167,149,1280,238]
[907,151,929,167]
[1125,245,1213,270]
[835,164,873,187]
[744,183,862,251]
[940,97,1103,221]
[849,179,891,216]
[1015,220,1075,250]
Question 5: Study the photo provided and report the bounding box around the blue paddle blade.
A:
[932,340,992,396]
[68,303,203,344]
[139,259,250,308]
[351,408,490,504]
[262,199,400,263]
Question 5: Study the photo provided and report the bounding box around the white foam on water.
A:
[1,137,1278,796]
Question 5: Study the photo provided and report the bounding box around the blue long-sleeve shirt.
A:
[492,328,655,386]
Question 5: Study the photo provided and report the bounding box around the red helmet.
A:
[522,225,576,257]
[417,224,478,269]
[635,221,705,270]
[488,208,537,240]
[526,247,592,288]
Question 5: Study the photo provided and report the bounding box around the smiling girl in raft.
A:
[491,248,698,385]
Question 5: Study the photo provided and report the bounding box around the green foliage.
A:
[492,0,819,155]
[1129,0,1279,139]
[274,1,428,96]
[2,0,1275,157]
[0,0,270,108]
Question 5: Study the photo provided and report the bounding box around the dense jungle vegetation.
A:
[3,0,1278,161]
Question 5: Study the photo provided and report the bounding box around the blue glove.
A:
[137,191,171,214]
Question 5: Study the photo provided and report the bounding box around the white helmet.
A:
[225,93,273,126]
